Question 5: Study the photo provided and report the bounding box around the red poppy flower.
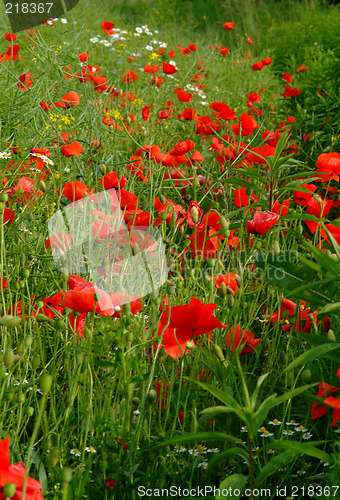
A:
[281,84,302,98]
[17,71,33,91]
[61,141,84,157]
[2,208,15,225]
[195,116,221,136]
[261,57,272,66]
[101,21,115,35]
[122,71,138,83]
[297,64,308,72]
[225,324,260,355]
[163,62,178,75]
[4,33,17,41]
[223,22,234,30]
[232,113,258,137]
[144,63,160,73]
[54,91,80,108]
[311,381,339,420]
[0,436,43,499]
[99,171,127,190]
[61,275,114,316]
[209,102,236,120]
[252,61,264,71]
[293,183,317,206]
[62,181,90,201]
[175,88,193,102]
[315,152,340,181]
[304,197,332,234]
[246,36,253,45]
[178,108,196,120]
[3,44,20,61]
[214,273,239,295]
[246,211,279,235]
[282,72,293,83]
[158,297,227,358]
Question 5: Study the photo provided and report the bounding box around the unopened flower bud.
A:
[159,193,166,204]
[219,216,229,231]
[3,348,14,367]
[99,164,107,175]
[271,241,280,256]
[147,389,157,403]
[0,315,21,328]
[0,193,9,203]
[185,341,196,351]
[219,282,227,297]
[35,314,50,323]
[40,373,52,393]
[61,267,69,281]
[327,329,336,341]
[301,369,311,383]
[213,344,224,362]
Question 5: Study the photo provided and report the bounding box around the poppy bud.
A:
[60,467,73,484]
[99,163,107,175]
[27,406,34,416]
[17,393,25,404]
[22,269,30,279]
[219,281,227,297]
[213,344,224,362]
[219,216,229,231]
[147,389,157,403]
[0,366,6,378]
[3,348,14,367]
[32,355,40,370]
[132,396,141,405]
[330,253,339,262]
[75,348,83,365]
[166,283,176,295]
[0,193,8,202]
[228,295,234,306]
[184,239,191,248]
[3,483,16,498]
[35,314,50,323]
[286,371,294,388]
[327,329,336,341]
[0,315,21,328]
[222,229,230,238]
[160,212,168,221]
[254,241,262,250]
[39,180,47,191]
[234,274,241,286]
[48,447,60,467]
[301,369,311,383]
[61,267,69,281]
[40,373,52,393]
[25,335,33,347]
[190,206,199,224]
[271,241,280,256]
[226,285,235,295]
[297,224,303,234]
[185,341,196,351]
[131,242,140,255]
[36,300,44,309]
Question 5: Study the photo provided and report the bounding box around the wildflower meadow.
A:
[0,0,340,498]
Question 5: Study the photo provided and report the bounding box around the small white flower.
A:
[0,151,11,159]
[135,27,143,33]
[145,45,153,51]
[70,448,81,456]
[283,429,295,436]
[269,419,282,426]
[133,410,140,415]
[85,446,96,453]
[159,42,167,48]
[90,37,99,43]
[60,18,67,23]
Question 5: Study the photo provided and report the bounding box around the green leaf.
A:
[201,405,240,416]
[284,344,340,372]
[207,448,249,474]
[216,474,248,499]
[143,432,241,451]
[261,440,331,462]
[254,450,297,488]
[183,378,243,414]
[299,333,340,363]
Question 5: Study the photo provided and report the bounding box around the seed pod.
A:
[61,267,69,282]
[184,239,191,248]
[25,335,33,347]
[160,212,168,221]
[132,396,140,405]
[271,241,280,256]
[228,295,235,307]
[0,315,21,328]
[3,348,14,367]
[234,274,241,287]
[190,206,199,224]
[22,269,30,279]
[27,406,34,417]
[32,355,40,370]
[3,483,16,498]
